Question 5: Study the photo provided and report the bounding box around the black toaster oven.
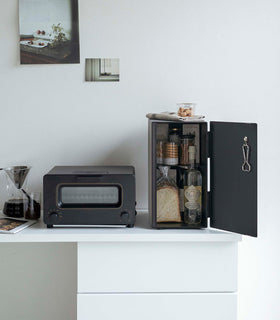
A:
[43,166,136,228]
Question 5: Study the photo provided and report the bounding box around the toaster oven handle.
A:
[75,175,105,182]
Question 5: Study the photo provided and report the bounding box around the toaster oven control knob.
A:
[120,211,129,222]
[49,212,59,222]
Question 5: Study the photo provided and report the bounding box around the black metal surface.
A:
[151,122,157,228]
[46,166,135,175]
[43,166,136,227]
[210,122,257,237]
[199,122,208,228]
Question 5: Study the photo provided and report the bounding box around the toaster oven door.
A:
[57,184,122,208]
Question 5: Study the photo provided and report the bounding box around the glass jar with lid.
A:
[156,134,166,165]
[177,103,196,117]
[180,134,195,165]
[164,141,178,165]
[156,140,165,164]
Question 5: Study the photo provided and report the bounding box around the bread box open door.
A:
[209,122,257,237]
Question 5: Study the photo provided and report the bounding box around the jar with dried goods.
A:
[156,140,165,164]
[164,142,178,165]
[180,134,195,165]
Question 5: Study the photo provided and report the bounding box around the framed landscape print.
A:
[85,59,120,82]
[19,0,80,64]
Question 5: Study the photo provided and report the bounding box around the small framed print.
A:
[85,58,120,82]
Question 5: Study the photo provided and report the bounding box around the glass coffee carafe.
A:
[1,166,40,219]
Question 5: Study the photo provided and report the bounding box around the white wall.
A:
[0,0,280,319]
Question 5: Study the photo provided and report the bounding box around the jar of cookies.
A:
[177,103,196,118]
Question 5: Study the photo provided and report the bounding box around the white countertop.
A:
[0,212,241,243]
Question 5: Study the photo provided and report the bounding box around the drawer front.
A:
[78,241,237,293]
[77,293,237,320]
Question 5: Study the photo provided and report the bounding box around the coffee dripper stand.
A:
[0,166,38,218]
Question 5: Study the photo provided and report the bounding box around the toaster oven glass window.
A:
[59,185,121,208]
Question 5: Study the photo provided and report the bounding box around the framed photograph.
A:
[19,0,80,64]
[85,58,120,82]
[0,217,36,234]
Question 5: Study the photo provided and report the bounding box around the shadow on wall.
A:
[86,130,146,167]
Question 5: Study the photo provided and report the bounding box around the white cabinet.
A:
[77,221,240,320]
[78,241,238,293]
[78,293,237,320]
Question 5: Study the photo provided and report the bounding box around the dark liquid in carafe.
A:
[3,199,28,218]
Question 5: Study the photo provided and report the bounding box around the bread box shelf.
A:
[148,119,258,237]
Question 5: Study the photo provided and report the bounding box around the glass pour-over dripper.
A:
[2,166,30,218]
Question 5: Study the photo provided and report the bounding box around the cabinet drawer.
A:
[77,293,237,320]
[78,241,237,293]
